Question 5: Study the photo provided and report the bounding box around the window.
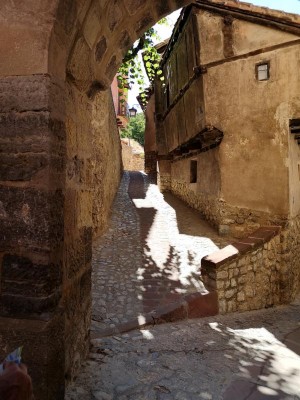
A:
[256,62,270,81]
[190,160,197,183]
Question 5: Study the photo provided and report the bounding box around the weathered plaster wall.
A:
[196,9,300,222]
[196,11,300,65]
[204,43,300,221]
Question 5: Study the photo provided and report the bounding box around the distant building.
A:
[146,0,300,237]
[111,75,129,130]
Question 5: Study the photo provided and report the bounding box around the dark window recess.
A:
[190,160,198,183]
[256,62,270,81]
[290,119,300,145]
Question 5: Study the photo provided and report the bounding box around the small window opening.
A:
[256,62,270,81]
[190,160,198,183]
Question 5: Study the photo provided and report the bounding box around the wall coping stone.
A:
[202,226,281,270]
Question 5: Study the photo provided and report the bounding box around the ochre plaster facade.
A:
[150,1,300,330]
[154,2,300,237]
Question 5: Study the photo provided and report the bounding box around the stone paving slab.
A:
[91,171,231,337]
[65,297,300,400]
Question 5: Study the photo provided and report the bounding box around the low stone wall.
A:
[170,179,286,237]
[202,226,284,314]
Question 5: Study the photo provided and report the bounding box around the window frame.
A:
[256,61,270,81]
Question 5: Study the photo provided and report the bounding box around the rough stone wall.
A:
[0,74,66,400]
[92,91,122,238]
[202,224,300,314]
[214,238,281,314]
[170,178,287,237]
[64,81,122,382]
[122,141,144,171]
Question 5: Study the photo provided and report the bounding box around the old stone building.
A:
[146,1,300,327]
[153,1,300,239]
[0,0,300,398]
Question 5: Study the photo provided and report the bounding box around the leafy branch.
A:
[118,19,167,107]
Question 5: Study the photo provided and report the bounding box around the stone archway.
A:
[0,1,193,398]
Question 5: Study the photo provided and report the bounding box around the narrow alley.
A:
[91,171,230,337]
[65,172,300,400]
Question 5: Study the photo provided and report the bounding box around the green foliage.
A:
[120,113,145,146]
[118,19,168,106]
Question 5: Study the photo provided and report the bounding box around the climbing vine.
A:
[118,19,167,106]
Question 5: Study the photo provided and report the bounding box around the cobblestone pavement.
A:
[65,297,300,400]
[91,171,231,336]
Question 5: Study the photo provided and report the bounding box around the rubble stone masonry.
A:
[170,179,287,237]
[202,221,300,314]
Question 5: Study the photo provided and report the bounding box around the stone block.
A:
[237,291,245,302]
[225,289,235,299]
[0,186,64,249]
[95,36,107,62]
[0,153,49,181]
[67,36,92,91]
[0,24,49,77]
[232,241,252,254]
[107,1,122,31]
[125,0,145,15]
[238,237,264,249]
[231,278,237,287]
[1,254,61,298]
[0,112,65,180]
[0,75,49,112]
[82,4,101,48]
[217,270,228,279]
[202,245,239,268]
[219,224,230,235]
